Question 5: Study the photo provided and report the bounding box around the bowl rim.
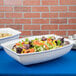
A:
[3,44,72,56]
[0,28,21,40]
[1,34,74,56]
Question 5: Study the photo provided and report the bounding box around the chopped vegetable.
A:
[12,36,69,54]
[16,47,22,53]
[57,40,61,46]
[41,37,47,41]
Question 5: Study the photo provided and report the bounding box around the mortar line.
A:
[1,11,76,13]
[3,0,6,28]
[40,0,42,5]
[22,29,76,31]
[40,24,42,30]
[31,6,33,36]
[39,0,42,19]
[1,17,76,19]
[1,5,76,7]
[66,31,68,37]
[0,23,73,25]
[22,24,24,31]
[58,0,60,5]
[49,5,50,24]
[2,24,76,25]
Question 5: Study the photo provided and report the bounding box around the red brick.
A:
[21,31,31,36]
[42,25,58,30]
[0,7,13,12]
[4,0,22,6]
[59,25,76,29]
[0,13,4,18]
[0,19,13,24]
[5,13,23,18]
[60,13,76,17]
[0,25,5,28]
[42,0,58,5]
[32,7,49,12]
[0,0,3,5]
[32,31,49,35]
[51,19,67,24]
[6,25,22,30]
[15,19,31,24]
[69,19,76,23]
[50,31,66,35]
[23,0,40,5]
[42,13,58,18]
[68,31,76,35]
[51,6,67,11]
[60,0,76,5]
[24,13,40,18]
[14,7,31,12]
[32,19,49,24]
[24,25,40,30]
[69,6,76,11]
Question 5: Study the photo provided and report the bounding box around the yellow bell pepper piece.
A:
[25,42,28,44]
[53,40,56,47]
[21,49,26,54]
[59,46,62,47]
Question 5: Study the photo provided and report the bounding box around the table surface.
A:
[0,49,76,75]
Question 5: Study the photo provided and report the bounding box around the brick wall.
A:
[0,0,76,37]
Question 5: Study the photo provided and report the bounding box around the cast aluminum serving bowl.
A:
[1,34,74,65]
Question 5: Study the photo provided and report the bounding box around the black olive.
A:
[30,45,34,48]
[41,37,47,41]
[55,41,57,45]
[12,45,16,49]
[29,41,34,48]
[60,38,64,43]
[36,50,39,52]
[29,41,32,45]
[26,50,30,53]
[51,39,53,41]
[57,38,64,44]
[16,47,22,53]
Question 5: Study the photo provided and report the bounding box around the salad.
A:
[12,36,70,54]
[0,33,12,38]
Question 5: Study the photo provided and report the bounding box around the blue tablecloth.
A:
[0,49,76,75]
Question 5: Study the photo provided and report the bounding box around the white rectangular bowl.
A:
[72,40,76,49]
[0,28,21,49]
[1,34,74,65]
[68,35,76,49]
